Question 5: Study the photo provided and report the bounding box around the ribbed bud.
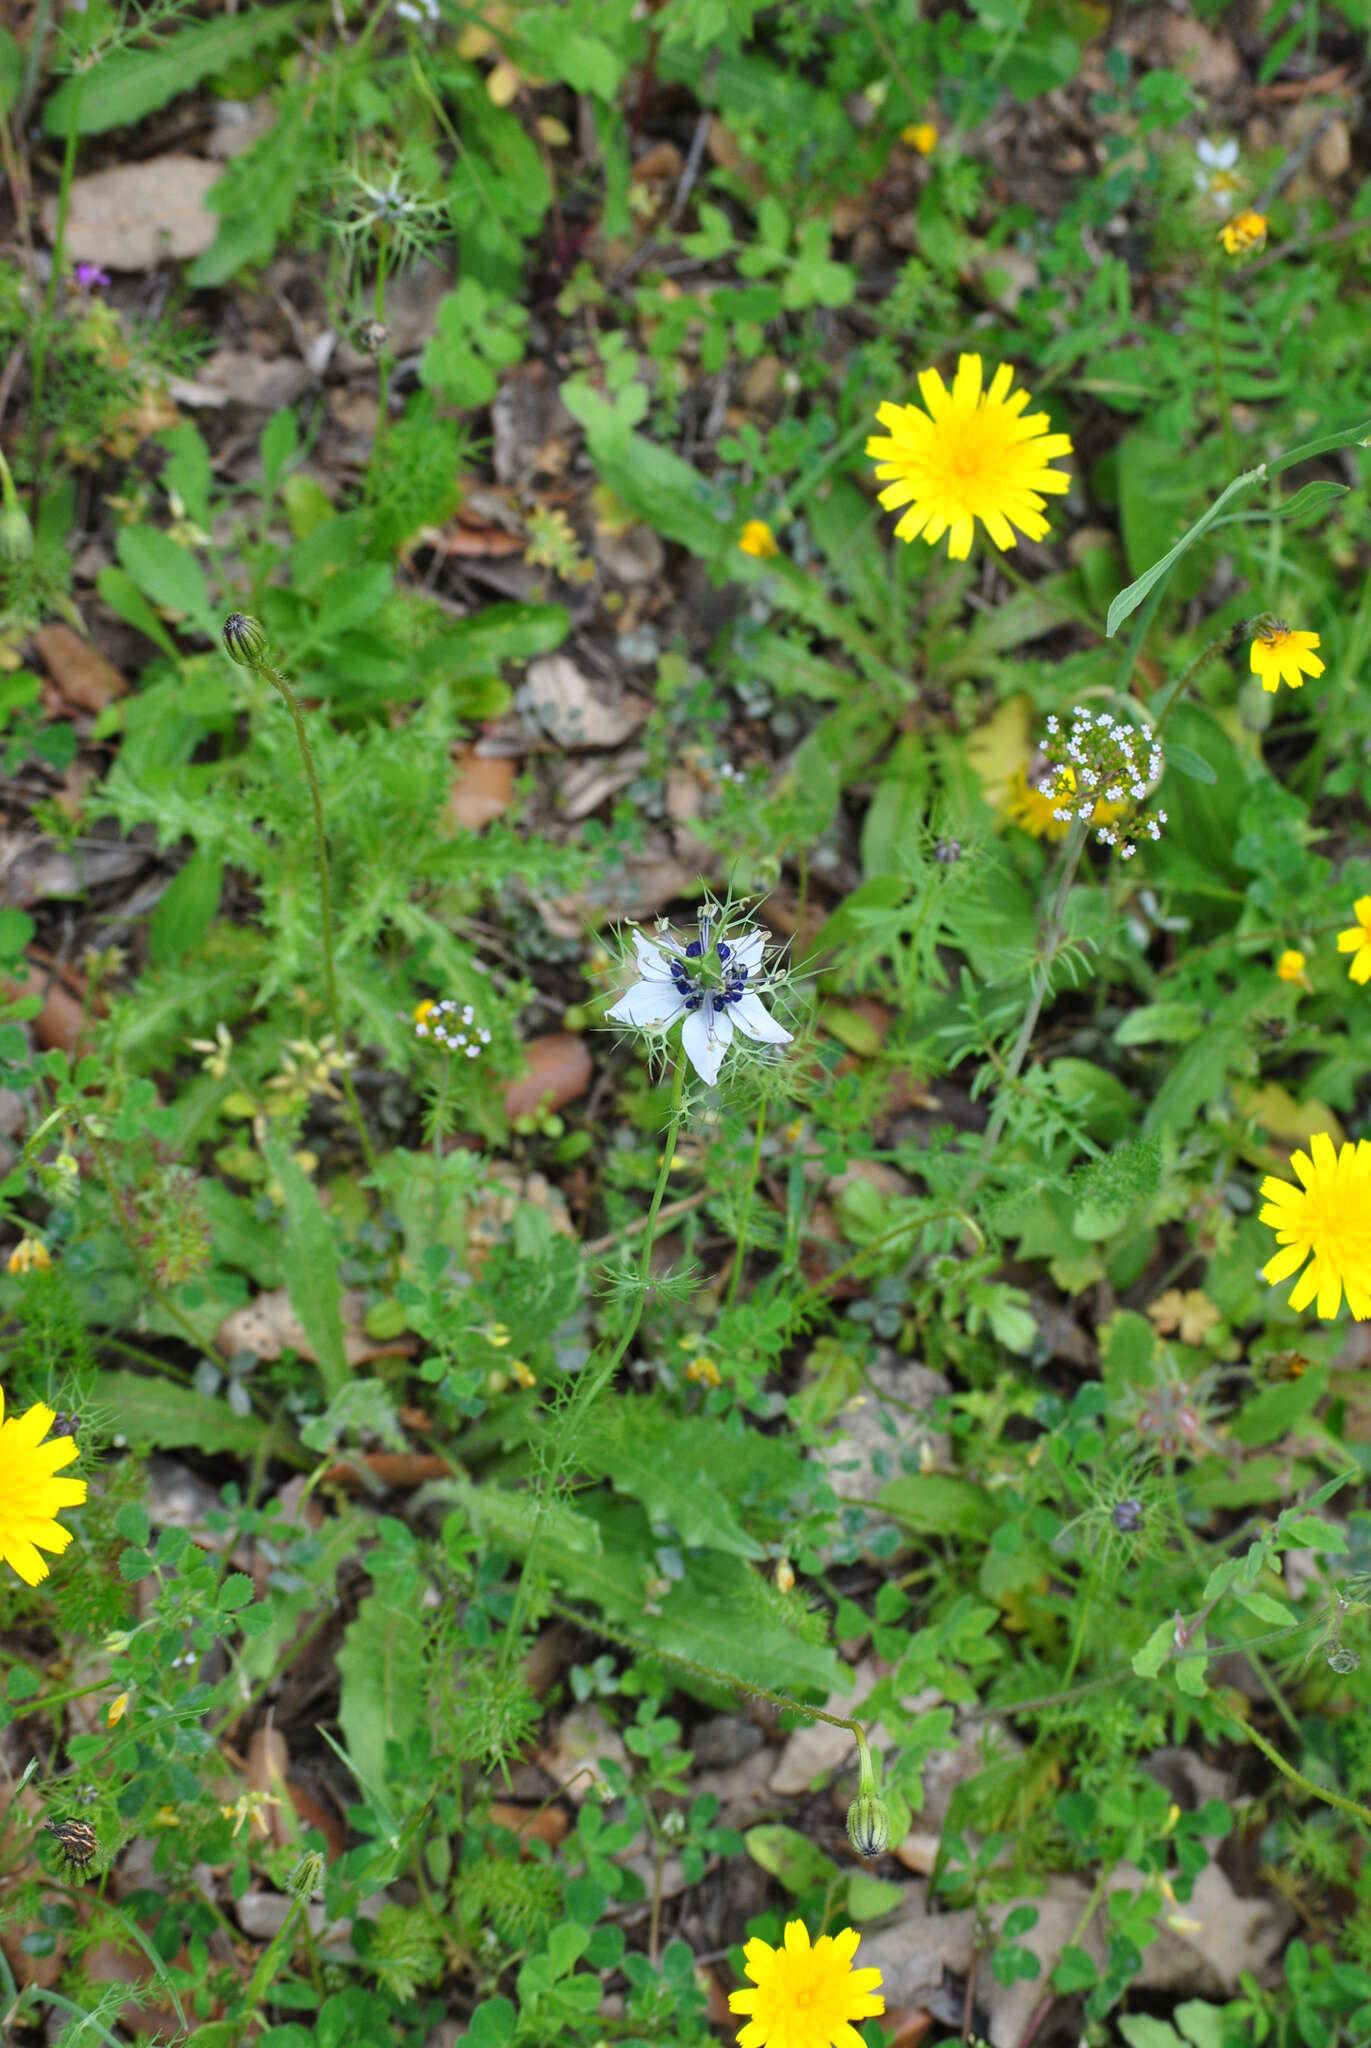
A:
[221,612,269,667]
[846,1792,891,1859]
[288,1848,325,1902]
[0,452,32,562]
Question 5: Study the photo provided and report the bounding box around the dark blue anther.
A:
[717,941,731,962]
[685,940,703,958]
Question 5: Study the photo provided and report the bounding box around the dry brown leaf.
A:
[504,1033,592,1120]
[488,1801,570,1848]
[33,624,127,714]
[449,748,517,830]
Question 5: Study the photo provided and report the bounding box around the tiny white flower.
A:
[1194,137,1241,212]
[606,920,792,1088]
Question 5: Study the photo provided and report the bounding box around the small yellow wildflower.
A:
[107,1692,130,1728]
[775,1557,796,1593]
[0,1394,87,1585]
[188,1022,233,1080]
[413,999,436,1025]
[1337,897,1371,984]
[1276,949,1306,984]
[510,1360,536,1389]
[729,1920,885,2048]
[7,1238,52,1276]
[220,1789,282,1840]
[1249,621,1324,694]
[739,519,780,559]
[685,1355,721,1388]
[485,1322,511,1348]
[1219,209,1268,256]
[867,354,1072,560]
[901,121,938,154]
[1259,1130,1371,1320]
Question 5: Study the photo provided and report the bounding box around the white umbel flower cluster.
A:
[414,1000,492,1059]
[1037,707,1167,860]
[607,912,792,1087]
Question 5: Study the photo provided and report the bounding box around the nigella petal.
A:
[607,981,689,1029]
[730,991,792,1044]
[681,1004,732,1085]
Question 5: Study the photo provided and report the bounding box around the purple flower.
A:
[73,264,110,293]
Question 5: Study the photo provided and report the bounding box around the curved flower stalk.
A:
[607,911,792,1087]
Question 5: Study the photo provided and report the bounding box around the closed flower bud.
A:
[846,1792,891,1858]
[288,1848,325,1902]
[221,612,269,667]
[0,451,32,563]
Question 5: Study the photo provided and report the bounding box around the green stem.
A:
[1219,1708,1371,1830]
[972,816,1089,1177]
[724,1101,766,1311]
[256,656,378,1175]
[232,1895,306,2043]
[500,1056,688,1665]
[26,70,85,514]
[1209,270,1258,592]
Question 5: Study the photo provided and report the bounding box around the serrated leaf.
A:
[336,1591,425,1800]
[43,7,304,136]
[262,1140,349,1401]
[90,1373,277,1458]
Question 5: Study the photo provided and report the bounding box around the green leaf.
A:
[148,847,223,968]
[115,1503,151,1547]
[90,1374,278,1458]
[262,1141,349,1401]
[847,1871,906,1922]
[43,6,304,135]
[562,381,734,558]
[1132,1618,1173,1679]
[1107,465,1262,638]
[435,603,568,680]
[1119,2020,1184,2048]
[880,1474,999,1540]
[1167,742,1217,785]
[1230,1368,1327,1448]
[1275,479,1348,524]
[96,564,180,658]
[463,1999,516,2048]
[745,1824,839,1895]
[0,906,35,965]
[1279,1513,1347,1554]
[1052,1945,1099,1992]
[218,1573,254,1612]
[1237,1591,1292,1627]
[336,1592,425,1804]
[115,525,217,639]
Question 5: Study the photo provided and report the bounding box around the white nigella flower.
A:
[1194,137,1241,212]
[607,914,792,1087]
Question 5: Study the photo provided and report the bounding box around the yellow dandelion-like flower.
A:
[0,1393,88,1586]
[1260,1131,1371,1321]
[1276,949,1306,984]
[1337,896,1371,983]
[1005,765,1068,842]
[739,519,780,559]
[6,1238,52,1276]
[867,353,1072,560]
[1004,763,1126,842]
[1218,209,1267,256]
[1249,621,1323,694]
[729,1920,884,2048]
[901,121,938,154]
